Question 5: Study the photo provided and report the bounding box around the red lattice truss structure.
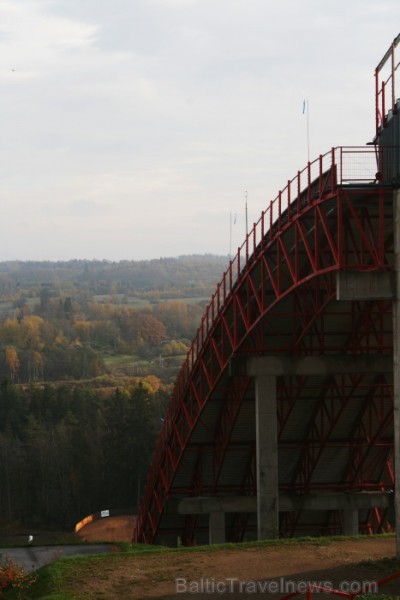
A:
[135,143,397,545]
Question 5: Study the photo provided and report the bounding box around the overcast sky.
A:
[0,0,398,261]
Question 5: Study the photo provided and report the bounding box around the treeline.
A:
[0,255,229,383]
[0,255,228,297]
[0,380,168,528]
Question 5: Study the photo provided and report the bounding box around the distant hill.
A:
[0,254,231,384]
[0,255,230,297]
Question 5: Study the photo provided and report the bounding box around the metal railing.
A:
[375,33,400,135]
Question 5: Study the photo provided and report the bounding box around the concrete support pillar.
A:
[342,509,359,536]
[209,511,225,545]
[393,189,400,557]
[255,375,279,540]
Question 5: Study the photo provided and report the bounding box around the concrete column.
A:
[209,511,225,545]
[342,509,359,536]
[394,189,400,557]
[255,375,279,540]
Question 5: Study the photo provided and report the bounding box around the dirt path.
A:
[77,515,135,543]
[74,519,399,600]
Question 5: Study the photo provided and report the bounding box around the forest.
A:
[0,255,228,530]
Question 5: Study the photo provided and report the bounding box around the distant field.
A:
[93,294,151,308]
[0,298,39,318]
[93,294,209,307]
[0,301,13,318]
[0,295,208,316]
[103,355,149,377]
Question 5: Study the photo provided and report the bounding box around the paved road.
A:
[0,544,115,572]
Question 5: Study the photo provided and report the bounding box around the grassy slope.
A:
[3,536,399,600]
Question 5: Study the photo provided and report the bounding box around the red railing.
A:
[280,571,400,600]
[135,145,389,538]
[375,33,400,135]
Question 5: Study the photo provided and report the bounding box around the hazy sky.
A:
[0,0,398,261]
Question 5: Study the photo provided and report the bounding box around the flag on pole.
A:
[302,99,306,114]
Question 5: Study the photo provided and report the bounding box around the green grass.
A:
[102,354,135,367]
[102,354,151,377]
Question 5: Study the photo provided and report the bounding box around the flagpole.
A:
[229,212,232,259]
[245,190,248,237]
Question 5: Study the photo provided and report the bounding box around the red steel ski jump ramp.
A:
[135,35,400,554]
